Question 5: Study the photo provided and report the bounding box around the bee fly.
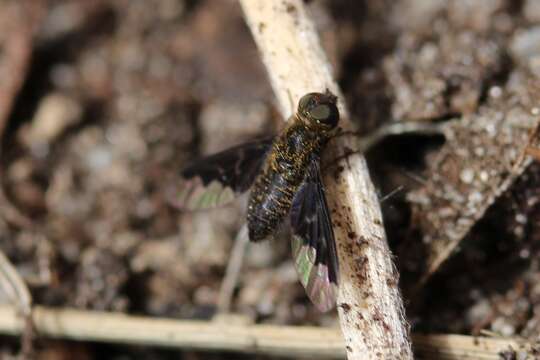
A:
[172,91,340,312]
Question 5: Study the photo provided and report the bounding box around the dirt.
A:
[0,0,539,359]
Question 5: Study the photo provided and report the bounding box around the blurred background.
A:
[0,0,539,358]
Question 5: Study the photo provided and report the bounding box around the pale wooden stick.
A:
[0,305,345,358]
[217,225,249,312]
[0,251,32,317]
[0,305,537,359]
[238,1,412,359]
[412,333,537,360]
[0,249,34,356]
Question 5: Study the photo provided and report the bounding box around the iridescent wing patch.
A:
[170,137,273,210]
[290,158,339,312]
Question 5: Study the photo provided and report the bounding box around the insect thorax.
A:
[246,117,329,242]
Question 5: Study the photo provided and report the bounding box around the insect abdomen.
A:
[247,121,323,242]
[247,167,300,241]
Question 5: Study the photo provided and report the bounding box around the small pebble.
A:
[460,168,475,184]
[21,93,82,148]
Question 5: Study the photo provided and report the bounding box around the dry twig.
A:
[238,1,411,359]
[0,253,32,317]
[0,2,45,357]
[0,305,538,359]
[217,225,249,313]
[0,250,34,357]
[0,1,41,141]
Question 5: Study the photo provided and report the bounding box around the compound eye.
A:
[309,104,338,127]
[310,105,331,121]
[298,93,315,112]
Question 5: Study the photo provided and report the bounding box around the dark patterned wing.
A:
[290,158,339,312]
[169,137,273,210]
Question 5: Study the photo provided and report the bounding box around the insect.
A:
[172,91,340,312]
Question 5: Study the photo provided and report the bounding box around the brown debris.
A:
[384,26,506,121]
[405,75,539,283]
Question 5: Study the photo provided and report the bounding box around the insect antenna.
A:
[324,121,446,171]
[399,169,428,186]
[379,185,404,203]
[336,121,446,151]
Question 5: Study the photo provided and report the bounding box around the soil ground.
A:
[0,0,539,358]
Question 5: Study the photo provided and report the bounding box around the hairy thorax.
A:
[247,116,329,241]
